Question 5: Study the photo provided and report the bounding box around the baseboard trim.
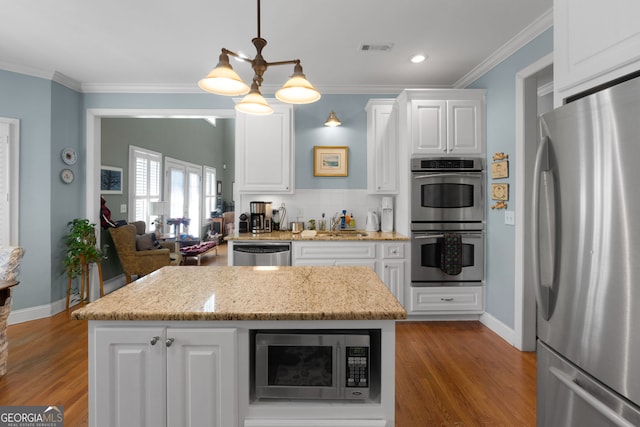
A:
[479,312,515,347]
[7,274,126,325]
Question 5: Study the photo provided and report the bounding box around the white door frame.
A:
[0,117,20,246]
[514,53,553,350]
[85,108,235,297]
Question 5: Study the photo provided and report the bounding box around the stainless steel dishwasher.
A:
[232,242,291,266]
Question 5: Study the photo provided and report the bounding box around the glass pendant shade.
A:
[324,111,341,127]
[235,84,274,115]
[275,64,321,104]
[198,52,250,96]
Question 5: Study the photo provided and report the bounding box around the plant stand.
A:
[66,255,104,309]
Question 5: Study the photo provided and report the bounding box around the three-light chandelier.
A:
[198,0,321,115]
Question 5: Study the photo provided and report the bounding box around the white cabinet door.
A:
[236,102,294,193]
[93,326,237,427]
[381,260,405,304]
[93,327,166,427]
[366,99,398,194]
[167,328,237,427]
[411,100,447,154]
[403,91,485,156]
[447,99,483,155]
[555,0,640,104]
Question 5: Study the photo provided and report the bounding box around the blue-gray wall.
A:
[468,28,553,328]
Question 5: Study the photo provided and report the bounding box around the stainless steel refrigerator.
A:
[534,75,640,426]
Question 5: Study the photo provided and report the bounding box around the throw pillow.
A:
[136,233,157,251]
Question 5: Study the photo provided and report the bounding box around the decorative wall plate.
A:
[61,168,74,184]
[61,148,77,165]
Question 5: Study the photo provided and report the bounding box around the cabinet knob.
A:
[165,338,175,347]
[150,336,160,345]
[441,297,454,302]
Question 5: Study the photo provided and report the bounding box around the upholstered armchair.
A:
[109,224,181,284]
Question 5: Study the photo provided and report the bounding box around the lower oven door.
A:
[411,231,484,285]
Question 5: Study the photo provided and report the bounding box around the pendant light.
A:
[324,111,342,127]
[198,0,320,114]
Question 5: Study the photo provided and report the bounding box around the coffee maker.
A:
[250,201,272,234]
[381,196,394,232]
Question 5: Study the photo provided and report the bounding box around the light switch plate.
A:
[504,210,515,225]
[120,204,127,213]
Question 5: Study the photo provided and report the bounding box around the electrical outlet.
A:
[504,210,515,225]
[120,204,127,213]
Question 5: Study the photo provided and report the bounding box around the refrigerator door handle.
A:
[532,136,553,320]
[549,367,637,427]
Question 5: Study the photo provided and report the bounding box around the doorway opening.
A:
[514,54,553,350]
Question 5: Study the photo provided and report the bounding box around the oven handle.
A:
[412,173,482,180]
[413,233,483,240]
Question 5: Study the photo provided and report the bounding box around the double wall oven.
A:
[411,157,485,286]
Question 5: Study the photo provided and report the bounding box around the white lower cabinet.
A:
[292,241,408,305]
[410,286,484,314]
[92,326,237,427]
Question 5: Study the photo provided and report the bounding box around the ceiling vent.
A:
[360,43,394,52]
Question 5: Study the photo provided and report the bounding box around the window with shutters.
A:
[128,145,162,230]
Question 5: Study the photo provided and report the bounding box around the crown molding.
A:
[80,82,440,95]
[453,8,553,89]
[0,61,54,81]
[52,71,82,91]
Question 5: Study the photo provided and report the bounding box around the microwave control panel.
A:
[346,346,369,388]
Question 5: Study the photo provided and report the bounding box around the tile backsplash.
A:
[237,189,391,230]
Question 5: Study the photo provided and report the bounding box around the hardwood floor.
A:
[395,322,536,426]
[0,252,536,426]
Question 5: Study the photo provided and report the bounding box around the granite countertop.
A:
[71,266,407,321]
[225,230,409,241]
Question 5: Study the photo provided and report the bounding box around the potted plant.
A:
[63,218,102,279]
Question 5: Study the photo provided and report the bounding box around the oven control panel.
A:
[346,346,369,388]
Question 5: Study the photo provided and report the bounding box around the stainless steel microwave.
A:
[254,332,371,401]
[411,157,484,224]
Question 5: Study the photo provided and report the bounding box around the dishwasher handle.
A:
[233,244,291,254]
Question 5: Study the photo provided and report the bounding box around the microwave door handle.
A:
[336,342,343,398]
[532,136,553,321]
[413,173,481,180]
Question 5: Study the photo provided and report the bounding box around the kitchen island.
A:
[72,265,406,427]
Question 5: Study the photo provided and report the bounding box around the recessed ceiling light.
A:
[410,54,427,64]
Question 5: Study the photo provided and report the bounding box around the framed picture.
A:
[313,146,348,177]
[217,180,223,195]
[100,165,123,194]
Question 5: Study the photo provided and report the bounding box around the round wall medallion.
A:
[61,148,77,165]
[61,168,75,184]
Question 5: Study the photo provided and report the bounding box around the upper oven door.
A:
[411,172,484,223]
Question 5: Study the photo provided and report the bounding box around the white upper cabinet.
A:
[555,0,640,105]
[366,99,398,194]
[235,101,294,193]
[398,89,486,156]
